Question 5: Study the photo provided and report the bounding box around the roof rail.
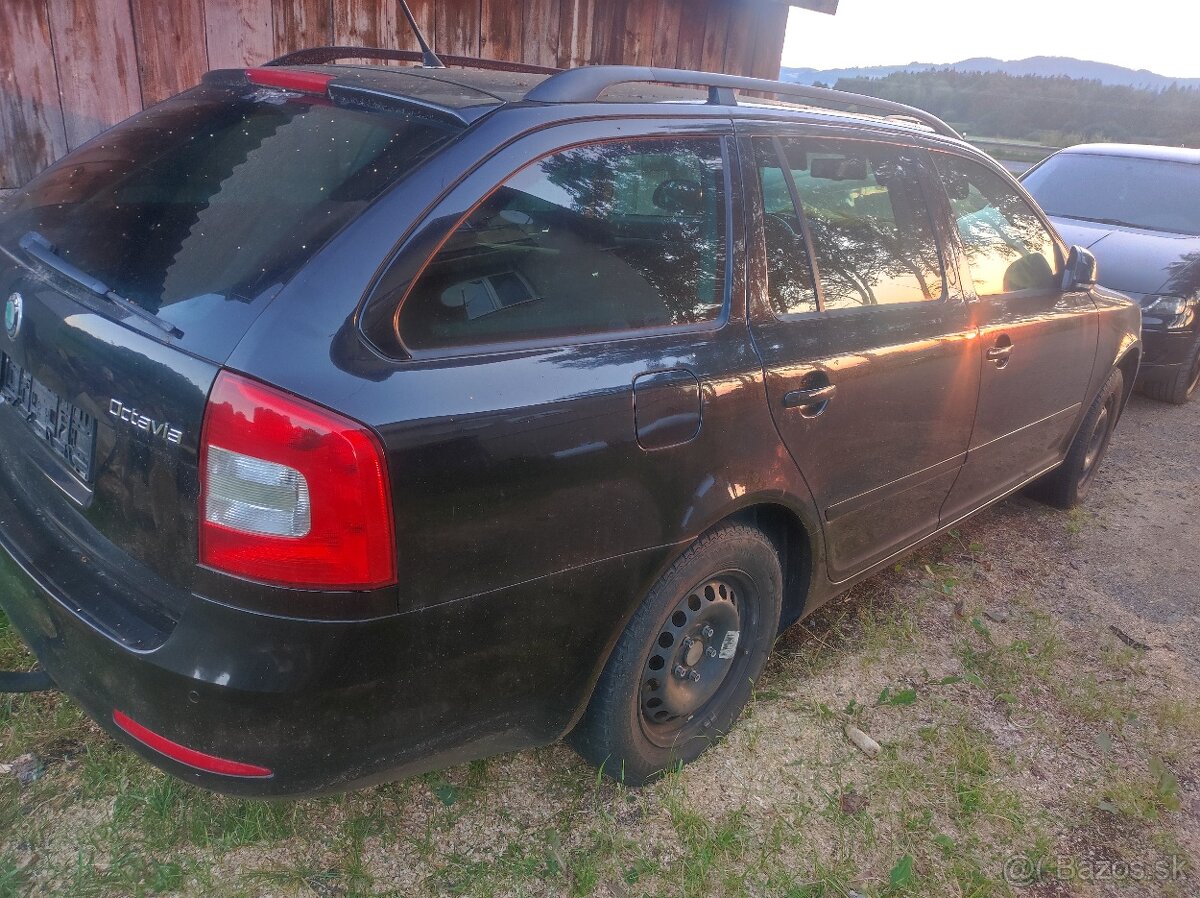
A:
[523,66,962,139]
[265,46,562,77]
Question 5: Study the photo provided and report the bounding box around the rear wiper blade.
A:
[18,231,184,339]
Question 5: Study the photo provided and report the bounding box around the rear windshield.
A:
[0,84,458,316]
[1023,153,1200,236]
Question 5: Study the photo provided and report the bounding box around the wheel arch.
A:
[1114,345,1141,418]
[720,502,816,632]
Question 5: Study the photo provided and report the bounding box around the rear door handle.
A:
[986,344,1014,363]
[782,384,837,409]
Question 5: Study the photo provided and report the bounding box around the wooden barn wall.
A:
[0,0,790,191]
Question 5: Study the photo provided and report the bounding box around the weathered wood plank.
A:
[750,2,790,80]
[398,0,436,54]
[651,0,683,69]
[0,1,68,187]
[206,0,276,69]
[333,0,398,52]
[699,1,733,73]
[521,0,560,68]
[130,0,209,106]
[435,0,480,57]
[723,1,759,77]
[272,0,333,56]
[480,0,522,62]
[47,0,142,150]
[623,0,656,67]
[557,0,594,68]
[589,0,624,65]
[673,0,709,70]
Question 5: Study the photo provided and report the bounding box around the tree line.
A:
[829,70,1200,147]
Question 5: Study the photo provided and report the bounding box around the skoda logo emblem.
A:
[4,293,22,340]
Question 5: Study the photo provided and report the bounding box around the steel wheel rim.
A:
[639,574,752,747]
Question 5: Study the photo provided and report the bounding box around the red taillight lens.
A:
[245,67,333,95]
[199,371,396,591]
[113,710,273,778]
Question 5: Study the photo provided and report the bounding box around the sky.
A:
[782,0,1200,77]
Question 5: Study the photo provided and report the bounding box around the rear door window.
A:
[753,138,818,316]
[781,137,946,310]
[396,137,728,352]
[932,154,1060,296]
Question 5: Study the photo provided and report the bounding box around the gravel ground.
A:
[1071,394,1200,666]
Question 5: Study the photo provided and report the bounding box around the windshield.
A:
[1023,153,1200,236]
[0,83,459,316]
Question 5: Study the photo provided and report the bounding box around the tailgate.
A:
[0,263,217,633]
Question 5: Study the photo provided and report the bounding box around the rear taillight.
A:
[199,371,396,591]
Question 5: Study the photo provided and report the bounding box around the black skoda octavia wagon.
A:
[0,50,1140,795]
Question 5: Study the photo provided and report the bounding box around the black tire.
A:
[1031,367,1124,509]
[1140,334,1200,405]
[570,525,783,785]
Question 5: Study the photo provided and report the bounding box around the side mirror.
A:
[1064,245,1098,291]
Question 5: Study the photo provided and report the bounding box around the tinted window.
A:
[1023,153,1200,237]
[934,154,1059,296]
[785,137,945,310]
[754,138,818,316]
[2,85,457,314]
[398,137,727,352]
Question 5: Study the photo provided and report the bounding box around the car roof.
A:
[277,60,966,143]
[1057,143,1200,165]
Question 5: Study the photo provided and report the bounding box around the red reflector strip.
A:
[246,68,333,95]
[113,710,273,779]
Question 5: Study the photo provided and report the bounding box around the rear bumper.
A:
[0,542,547,796]
[0,493,661,796]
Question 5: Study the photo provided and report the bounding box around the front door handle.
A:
[986,339,1014,367]
[782,383,837,410]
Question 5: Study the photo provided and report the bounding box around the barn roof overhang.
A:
[785,0,839,13]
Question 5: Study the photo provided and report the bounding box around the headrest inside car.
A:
[653,179,705,214]
[811,156,868,181]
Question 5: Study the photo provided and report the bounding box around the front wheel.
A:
[570,525,782,785]
[1030,367,1124,509]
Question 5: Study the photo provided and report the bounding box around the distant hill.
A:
[781,56,1200,91]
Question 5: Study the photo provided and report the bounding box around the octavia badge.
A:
[4,292,21,340]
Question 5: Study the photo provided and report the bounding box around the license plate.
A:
[1,353,97,482]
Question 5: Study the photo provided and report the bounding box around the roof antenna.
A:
[397,0,444,68]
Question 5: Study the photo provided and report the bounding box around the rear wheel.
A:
[1030,367,1123,509]
[570,525,782,785]
[1140,334,1200,405]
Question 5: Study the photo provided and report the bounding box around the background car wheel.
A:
[1030,367,1124,510]
[1140,334,1200,405]
[570,524,783,785]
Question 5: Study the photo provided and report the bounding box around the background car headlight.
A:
[1140,295,1189,316]
[1140,294,1196,329]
